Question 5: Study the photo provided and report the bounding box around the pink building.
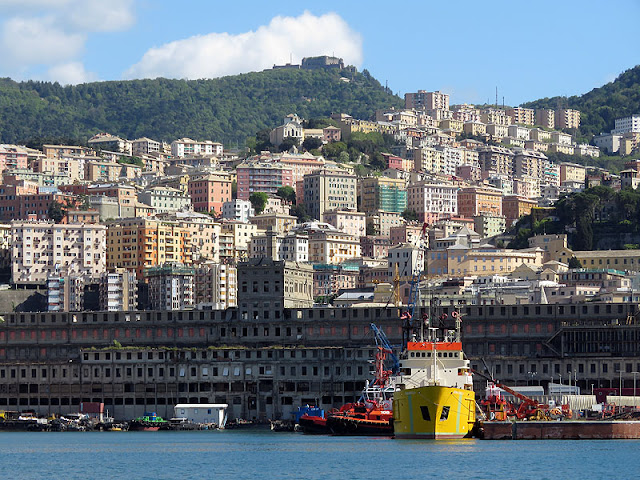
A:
[236,162,294,200]
[0,145,28,173]
[188,173,232,214]
[323,126,341,143]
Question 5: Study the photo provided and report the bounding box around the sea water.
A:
[0,429,639,480]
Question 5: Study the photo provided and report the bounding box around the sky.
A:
[1,0,639,106]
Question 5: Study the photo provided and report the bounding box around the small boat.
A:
[128,412,168,431]
[298,414,328,434]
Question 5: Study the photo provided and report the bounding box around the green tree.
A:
[249,192,268,215]
[278,136,300,152]
[276,186,296,205]
[302,137,322,152]
[401,208,419,222]
[290,204,311,223]
[568,256,582,269]
[47,200,67,223]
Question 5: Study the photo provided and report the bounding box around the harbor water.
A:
[1,429,639,479]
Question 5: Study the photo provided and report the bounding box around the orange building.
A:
[106,218,193,279]
[188,172,232,214]
[457,187,503,218]
[502,195,538,226]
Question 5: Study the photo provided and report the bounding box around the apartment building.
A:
[194,263,237,309]
[457,187,503,218]
[478,146,514,177]
[365,211,404,237]
[138,186,191,213]
[559,163,586,185]
[513,149,549,179]
[222,199,254,223]
[188,173,232,214]
[236,162,294,200]
[535,109,555,129]
[131,137,163,156]
[404,90,449,111]
[323,210,366,238]
[473,214,506,238]
[249,230,308,262]
[12,221,106,285]
[506,107,535,126]
[84,161,141,182]
[555,109,581,130]
[47,275,85,312]
[237,259,314,312]
[308,229,360,265]
[106,218,193,279]
[171,138,223,158]
[99,268,138,311]
[303,167,357,222]
[250,213,297,235]
[145,263,195,311]
[358,176,407,214]
[387,243,422,281]
[407,182,458,225]
[88,134,132,155]
[221,221,260,261]
[359,236,392,259]
[502,195,538,226]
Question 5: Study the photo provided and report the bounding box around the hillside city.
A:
[1,83,640,314]
[2,55,640,421]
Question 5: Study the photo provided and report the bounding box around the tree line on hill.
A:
[0,68,403,146]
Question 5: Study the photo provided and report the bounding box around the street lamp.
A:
[633,372,639,407]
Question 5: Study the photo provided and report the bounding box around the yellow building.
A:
[308,230,360,265]
[250,213,298,234]
[427,245,544,277]
[221,221,261,261]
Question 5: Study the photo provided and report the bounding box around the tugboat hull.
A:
[393,386,475,439]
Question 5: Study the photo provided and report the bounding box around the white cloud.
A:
[67,0,135,33]
[47,61,97,85]
[125,11,363,80]
[0,0,135,81]
[1,16,85,65]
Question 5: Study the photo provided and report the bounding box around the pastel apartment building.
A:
[106,218,193,279]
[358,176,407,214]
[506,107,535,126]
[555,109,581,130]
[404,90,450,111]
[138,186,191,213]
[188,172,232,214]
[144,263,195,311]
[170,138,223,158]
[12,221,106,285]
[236,162,294,200]
[457,187,503,218]
[303,167,357,222]
[407,182,459,225]
[99,268,138,311]
[323,209,366,238]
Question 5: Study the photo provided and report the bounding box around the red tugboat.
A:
[323,324,398,436]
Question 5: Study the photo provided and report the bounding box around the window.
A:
[439,406,450,421]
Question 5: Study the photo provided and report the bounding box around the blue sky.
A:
[1,0,639,105]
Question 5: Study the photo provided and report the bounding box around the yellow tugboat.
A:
[392,312,476,439]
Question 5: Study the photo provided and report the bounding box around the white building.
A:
[612,115,640,135]
[222,199,255,223]
[387,243,423,281]
[99,269,138,311]
[194,263,237,309]
[249,231,308,262]
[12,221,106,285]
[171,138,223,158]
[593,133,622,154]
[174,404,228,427]
[407,182,459,224]
[47,275,85,312]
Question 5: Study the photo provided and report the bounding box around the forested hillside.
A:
[0,68,403,146]
[524,65,640,138]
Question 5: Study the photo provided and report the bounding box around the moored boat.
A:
[128,412,168,431]
[392,312,476,439]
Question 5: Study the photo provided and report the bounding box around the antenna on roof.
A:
[495,86,498,109]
